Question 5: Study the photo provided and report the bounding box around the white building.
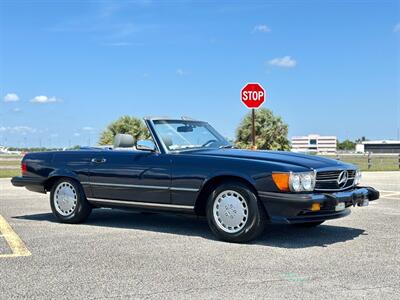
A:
[291,134,337,154]
[356,140,400,153]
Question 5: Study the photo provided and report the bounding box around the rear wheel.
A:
[292,221,324,227]
[206,181,267,243]
[50,178,92,223]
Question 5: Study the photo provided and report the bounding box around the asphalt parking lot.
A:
[0,172,399,299]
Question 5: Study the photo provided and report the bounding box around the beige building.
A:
[291,134,337,154]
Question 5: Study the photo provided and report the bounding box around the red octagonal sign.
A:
[241,83,265,109]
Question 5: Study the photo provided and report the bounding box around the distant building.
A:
[356,140,400,153]
[291,134,337,154]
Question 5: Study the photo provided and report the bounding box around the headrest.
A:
[114,134,135,148]
[162,136,173,148]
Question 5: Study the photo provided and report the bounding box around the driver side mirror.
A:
[136,140,156,152]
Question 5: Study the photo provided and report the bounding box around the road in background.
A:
[0,172,399,299]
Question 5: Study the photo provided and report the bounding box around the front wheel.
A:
[206,182,267,243]
[50,178,92,223]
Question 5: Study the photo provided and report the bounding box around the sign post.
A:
[252,108,256,148]
[241,83,265,150]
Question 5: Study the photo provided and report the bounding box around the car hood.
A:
[187,148,351,170]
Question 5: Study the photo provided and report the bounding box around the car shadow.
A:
[14,209,366,248]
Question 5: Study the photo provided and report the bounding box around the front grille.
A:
[315,170,356,191]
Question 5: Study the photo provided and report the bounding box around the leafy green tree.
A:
[99,116,150,145]
[236,108,290,150]
[337,139,356,151]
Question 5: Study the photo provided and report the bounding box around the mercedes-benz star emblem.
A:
[337,170,348,188]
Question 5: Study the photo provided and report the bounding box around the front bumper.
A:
[259,186,379,224]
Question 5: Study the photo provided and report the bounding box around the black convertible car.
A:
[12,117,379,242]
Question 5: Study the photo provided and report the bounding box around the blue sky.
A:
[0,0,399,148]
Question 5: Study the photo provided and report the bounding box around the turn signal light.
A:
[311,203,321,211]
[272,173,290,192]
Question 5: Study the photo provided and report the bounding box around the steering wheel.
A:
[201,139,218,148]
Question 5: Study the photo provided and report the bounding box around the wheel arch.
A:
[194,174,258,216]
[44,170,81,192]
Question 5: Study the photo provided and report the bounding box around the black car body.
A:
[11,117,379,242]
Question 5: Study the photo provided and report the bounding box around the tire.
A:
[50,178,92,224]
[292,221,324,228]
[206,181,267,243]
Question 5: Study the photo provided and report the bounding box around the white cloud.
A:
[253,24,271,33]
[176,68,189,76]
[12,108,22,113]
[30,95,61,104]
[0,126,36,134]
[73,133,81,137]
[4,93,19,102]
[394,23,400,32]
[82,126,95,131]
[268,56,297,68]
[50,133,59,138]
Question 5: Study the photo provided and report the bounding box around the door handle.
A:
[91,158,107,164]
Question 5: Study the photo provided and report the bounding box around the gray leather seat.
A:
[114,134,135,149]
[162,136,173,148]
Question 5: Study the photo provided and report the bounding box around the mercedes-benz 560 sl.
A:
[11,117,379,242]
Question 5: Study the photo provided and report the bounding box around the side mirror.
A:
[136,140,156,152]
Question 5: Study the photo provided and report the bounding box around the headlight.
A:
[354,170,362,185]
[289,171,315,192]
[290,174,301,191]
[300,173,313,191]
[272,171,316,192]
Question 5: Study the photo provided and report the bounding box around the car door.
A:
[88,150,171,203]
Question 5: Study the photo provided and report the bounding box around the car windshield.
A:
[152,120,231,151]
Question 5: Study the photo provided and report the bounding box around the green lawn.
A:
[0,160,21,166]
[0,155,397,178]
[321,155,399,171]
[0,155,22,159]
[0,169,20,178]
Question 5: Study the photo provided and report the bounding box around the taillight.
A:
[21,162,27,175]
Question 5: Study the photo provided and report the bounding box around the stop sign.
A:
[241,83,265,109]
